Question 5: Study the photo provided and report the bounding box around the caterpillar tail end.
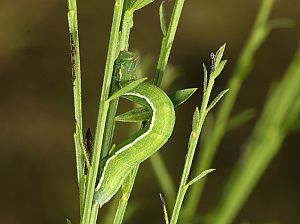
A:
[93,190,111,208]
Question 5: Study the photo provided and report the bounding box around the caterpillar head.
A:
[115,51,139,85]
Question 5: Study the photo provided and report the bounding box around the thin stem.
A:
[67,0,85,218]
[89,204,99,224]
[81,101,110,224]
[182,0,275,219]
[170,76,215,224]
[154,0,185,86]
[147,0,186,208]
[119,10,133,51]
[105,8,136,224]
[113,166,139,224]
[89,6,136,224]
[100,9,134,161]
[81,0,125,223]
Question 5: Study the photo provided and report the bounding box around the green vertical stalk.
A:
[101,6,134,163]
[80,0,125,223]
[147,0,186,207]
[209,45,300,224]
[169,81,214,224]
[89,6,135,224]
[111,6,147,224]
[169,44,228,222]
[67,0,85,217]
[154,0,185,86]
[182,0,275,220]
[113,166,139,224]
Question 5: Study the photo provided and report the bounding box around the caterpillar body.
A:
[93,52,176,207]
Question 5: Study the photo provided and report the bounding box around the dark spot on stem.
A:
[69,34,76,82]
[84,127,93,174]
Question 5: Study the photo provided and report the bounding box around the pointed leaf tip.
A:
[187,168,216,187]
[207,88,229,112]
[115,107,151,122]
[215,43,226,67]
[131,0,154,11]
[159,1,167,36]
[211,60,227,79]
[192,107,200,130]
[169,88,198,108]
[107,77,147,102]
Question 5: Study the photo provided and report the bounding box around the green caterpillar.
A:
[94,52,176,207]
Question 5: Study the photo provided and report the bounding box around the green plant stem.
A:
[100,8,134,162]
[67,0,85,218]
[108,8,136,224]
[118,10,133,51]
[89,6,136,224]
[113,166,139,224]
[87,8,135,224]
[182,0,275,220]
[154,0,185,86]
[209,45,300,224]
[89,204,99,224]
[80,0,125,223]
[169,70,217,224]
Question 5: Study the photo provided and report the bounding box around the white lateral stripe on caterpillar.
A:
[93,81,175,207]
[95,92,156,192]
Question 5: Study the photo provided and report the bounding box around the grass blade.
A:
[107,78,147,102]
[186,169,216,187]
[159,1,167,36]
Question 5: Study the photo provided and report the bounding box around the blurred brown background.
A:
[0,0,299,223]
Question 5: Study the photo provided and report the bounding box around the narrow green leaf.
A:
[159,194,169,224]
[115,88,197,122]
[131,0,154,11]
[211,60,227,79]
[159,1,167,36]
[115,107,151,122]
[186,169,216,187]
[169,88,198,108]
[192,107,200,131]
[107,78,147,102]
[227,109,256,132]
[207,89,229,113]
[203,64,208,93]
[215,43,226,67]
